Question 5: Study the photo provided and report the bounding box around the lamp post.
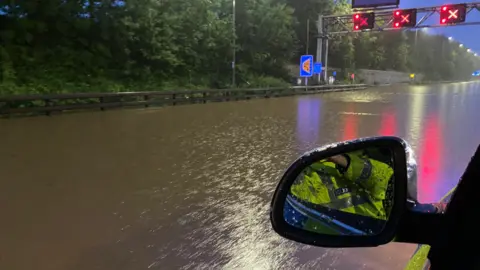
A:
[414,28,428,60]
[232,0,236,87]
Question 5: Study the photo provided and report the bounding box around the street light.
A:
[232,0,236,87]
[460,44,464,48]
[413,28,430,62]
[448,36,453,41]
[467,48,472,53]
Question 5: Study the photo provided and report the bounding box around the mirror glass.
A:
[283,147,395,236]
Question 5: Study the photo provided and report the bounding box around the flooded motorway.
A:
[1,81,480,270]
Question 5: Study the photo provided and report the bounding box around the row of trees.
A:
[1,0,479,94]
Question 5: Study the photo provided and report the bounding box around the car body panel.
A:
[403,187,457,270]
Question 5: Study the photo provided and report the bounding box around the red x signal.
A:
[440,4,467,24]
[353,13,375,31]
[393,9,417,28]
[360,18,368,26]
[448,9,458,19]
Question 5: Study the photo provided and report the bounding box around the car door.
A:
[403,187,456,270]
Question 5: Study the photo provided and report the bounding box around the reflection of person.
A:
[285,150,394,234]
[410,201,447,213]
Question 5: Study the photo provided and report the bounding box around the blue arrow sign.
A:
[313,63,322,74]
[300,55,314,77]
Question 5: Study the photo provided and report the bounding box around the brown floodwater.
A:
[1,81,479,270]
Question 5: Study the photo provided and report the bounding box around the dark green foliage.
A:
[0,0,478,95]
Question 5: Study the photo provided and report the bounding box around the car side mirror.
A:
[270,136,409,248]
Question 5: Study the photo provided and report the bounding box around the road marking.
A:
[338,112,379,116]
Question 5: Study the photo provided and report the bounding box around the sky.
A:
[399,0,480,53]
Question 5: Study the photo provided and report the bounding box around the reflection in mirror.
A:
[283,147,395,236]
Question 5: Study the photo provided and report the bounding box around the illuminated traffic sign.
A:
[353,13,375,31]
[440,4,467,24]
[299,55,313,77]
[393,9,417,28]
[313,63,322,74]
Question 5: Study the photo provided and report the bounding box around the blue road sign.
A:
[300,55,314,77]
[333,71,337,77]
[313,63,322,74]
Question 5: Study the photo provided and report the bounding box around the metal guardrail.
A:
[412,80,465,85]
[0,84,367,117]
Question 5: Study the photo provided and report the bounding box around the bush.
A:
[239,75,290,88]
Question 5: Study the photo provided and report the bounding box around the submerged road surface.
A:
[1,82,479,270]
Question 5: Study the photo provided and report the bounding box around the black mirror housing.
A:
[270,136,409,248]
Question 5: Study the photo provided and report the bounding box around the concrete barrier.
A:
[286,65,424,86]
[357,69,424,85]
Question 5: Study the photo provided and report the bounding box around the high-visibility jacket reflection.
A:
[284,151,394,234]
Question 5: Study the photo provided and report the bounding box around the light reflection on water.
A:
[417,112,444,203]
[341,103,359,141]
[296,98,322,153]
[378,110,396,136]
